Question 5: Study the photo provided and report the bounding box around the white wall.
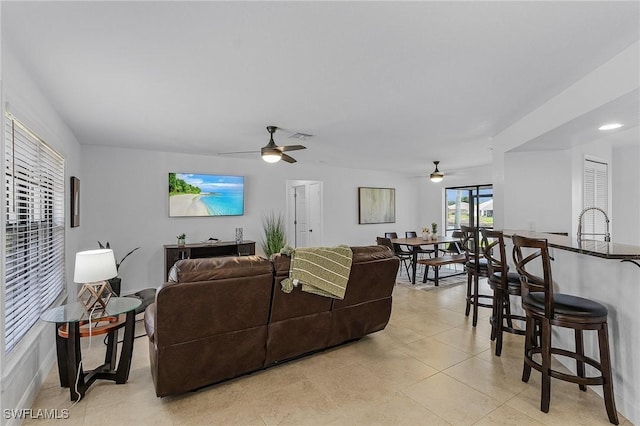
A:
[81,145,422,294]
[612,141,640,245]
[503,150,572,233]
[1,46,83,425]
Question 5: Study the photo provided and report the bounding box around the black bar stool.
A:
[480,229,525,356]
[460,225,492,326]
[512,234,618,425]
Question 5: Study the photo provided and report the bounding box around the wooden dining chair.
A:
[384,232,413,264]
[377,237,412,280]
[405,231,435,257]
[438,230,464,271]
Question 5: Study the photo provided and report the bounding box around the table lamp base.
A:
[78,280,114,311]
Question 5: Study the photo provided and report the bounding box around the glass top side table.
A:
[41,297,142,401]
[41,297,141,323]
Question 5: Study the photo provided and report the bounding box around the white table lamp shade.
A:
[74,249,117,283]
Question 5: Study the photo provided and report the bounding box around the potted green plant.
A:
[261,211,287,257]
[177,233,186,246]
[431,222,438,238]
[97,241,141,296]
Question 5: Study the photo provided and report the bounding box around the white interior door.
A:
[308,182,321,246]
[294,184,308,247]
[287,180,323,248]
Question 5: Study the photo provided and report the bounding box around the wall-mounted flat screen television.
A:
[169,173,244,217]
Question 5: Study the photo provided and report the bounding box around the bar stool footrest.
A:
[524,347,607,386]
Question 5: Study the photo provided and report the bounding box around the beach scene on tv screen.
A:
[169,173,244,217]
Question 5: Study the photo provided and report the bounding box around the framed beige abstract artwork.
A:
[358,187,395,224]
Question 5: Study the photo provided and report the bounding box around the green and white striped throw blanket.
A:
[281,246,353,299]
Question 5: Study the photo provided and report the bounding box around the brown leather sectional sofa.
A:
[144,245,399,397]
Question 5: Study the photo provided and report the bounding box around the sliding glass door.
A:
[445,185,493,235]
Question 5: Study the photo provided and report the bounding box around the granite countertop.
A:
[502,229,640,261]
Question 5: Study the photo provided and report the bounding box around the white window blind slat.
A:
[4,115,65,353]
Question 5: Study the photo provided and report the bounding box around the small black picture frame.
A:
[71,176,80,227]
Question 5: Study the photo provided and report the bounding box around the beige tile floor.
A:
[27,279,629,426]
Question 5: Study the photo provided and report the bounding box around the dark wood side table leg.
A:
[115,311,136,384]
[66,322,86,401]
[104,328,118,368]
[55,322,69,388]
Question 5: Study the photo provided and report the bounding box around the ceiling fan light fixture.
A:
[261,148,282,163]
[262,126,283,163]
[430,161,444,183]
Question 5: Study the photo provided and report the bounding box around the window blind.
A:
[583,158,608,240]
[4,114,65,353]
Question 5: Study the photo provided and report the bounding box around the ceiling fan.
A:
[409,161,454,181]
[429,161,444,182]
[219,126,307,163]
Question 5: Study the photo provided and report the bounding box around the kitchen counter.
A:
[502,229,640,262]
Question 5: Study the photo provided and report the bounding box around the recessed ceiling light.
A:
[598,123,623,131]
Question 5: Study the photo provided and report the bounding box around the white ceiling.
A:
[512,89,640,152]
[2,1,639,175]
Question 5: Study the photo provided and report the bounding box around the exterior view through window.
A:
[445,185,493,235]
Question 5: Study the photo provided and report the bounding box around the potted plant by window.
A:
[97,241,140,296]
[431,222,438,239]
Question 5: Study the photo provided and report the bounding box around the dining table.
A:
[389,235,459,284]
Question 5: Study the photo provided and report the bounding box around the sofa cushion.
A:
[270,276,333,322]
[172,255,272,282]
[265,312,332,365]
[333,246,399,309]
[155,256,273,346]
[351,245,396,263]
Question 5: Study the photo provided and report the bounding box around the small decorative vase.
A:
[235,227,243,243]
[177,238,185,246]
[422,231,430,241]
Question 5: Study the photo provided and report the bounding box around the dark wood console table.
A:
[164,240,256,280]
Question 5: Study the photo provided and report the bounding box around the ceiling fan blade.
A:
[277,145,306,152]
[218,150,259,155]
[281,153,297,163]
